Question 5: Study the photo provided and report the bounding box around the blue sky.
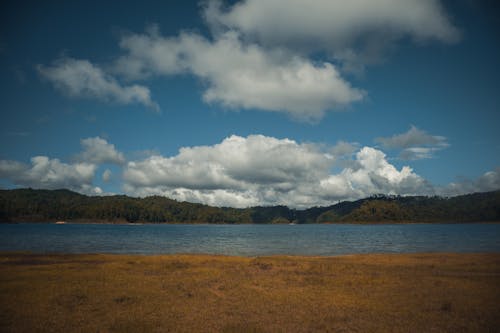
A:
[1,0,499,208]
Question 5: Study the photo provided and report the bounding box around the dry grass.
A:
[0,252,499,332]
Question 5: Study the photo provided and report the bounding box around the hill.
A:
[0,188,499,224]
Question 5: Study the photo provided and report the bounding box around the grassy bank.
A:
[1,253,499,332]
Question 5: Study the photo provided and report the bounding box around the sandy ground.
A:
[0,252,499,332]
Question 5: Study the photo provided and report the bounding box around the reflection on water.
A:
[0,223,499,256]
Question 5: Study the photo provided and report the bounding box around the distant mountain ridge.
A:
[0,188,499,224]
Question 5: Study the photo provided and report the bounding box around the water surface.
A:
[0,223,499,256]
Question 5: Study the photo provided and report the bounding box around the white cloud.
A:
[0,156,101,195]
[399,147,441,160]
[440,168,500,196]
[2,134,496,207]
[205,0,460,72]
[375,126,449,160]
[123,135,433,208]
[317,147,434,202]
[0,160,26,176]
[123,186,262,208]
[38,57,159,111]
[0,136,125,195]
[102,169,112,183]
[330,141,359,157]
[115,30,363,121]
[345,147,432,195]
[375,126,447,149]
[206,0,459,44]
[39,1,459,118]
[124,134,329,191]
[77,137,125,165]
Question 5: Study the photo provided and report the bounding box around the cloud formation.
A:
[206,0,459,44]
[1,134,497,207]
[440,168,500,197]
[375,126,449,160]
[38,1,459,119]
[124,135,329,190]
[205,0,460,72]
[115,30,363,120]
[102,169,112,183]
[0,136,126,195]
[0,156,101,194]
[123,135,432,208]
[77,137,125,165]
[38,57,159,111]
[330,141,359,157]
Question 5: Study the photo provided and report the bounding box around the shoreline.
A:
[2,250,499,258]
[3,219,500,225]
[1,252,499,332]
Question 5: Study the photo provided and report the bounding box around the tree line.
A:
[0,188,499,224]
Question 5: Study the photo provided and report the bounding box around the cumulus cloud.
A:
[77,137,125,165]
[124,135,329,190]
[327,141,360,169]
[205,0,460,72]
[123,135,432,208]
[0,156,101,195]
[110,0,458,117]
[0,136,126,195]
[37,57,159,111]
[439,168,500,196]
[330,141,359,157]
[114,30,363,120]
[102,169,112,183]
[2,134,495,207]
[206,0,459,45]
[340,147,432,195]
[38,1,459,118]
[375,126,447,149]
[317,147,434,203]
[375,126,449,160]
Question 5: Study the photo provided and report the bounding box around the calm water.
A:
[0,223,499,256]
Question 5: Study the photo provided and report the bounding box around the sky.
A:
[0,0,499,208]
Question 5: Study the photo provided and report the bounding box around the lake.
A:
[0,223,499,256]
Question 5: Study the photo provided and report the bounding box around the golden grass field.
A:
[0,253,499,332]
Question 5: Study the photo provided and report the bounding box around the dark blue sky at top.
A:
[0,0,499,201]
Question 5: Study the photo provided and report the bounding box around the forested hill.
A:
[0,188,499,224]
